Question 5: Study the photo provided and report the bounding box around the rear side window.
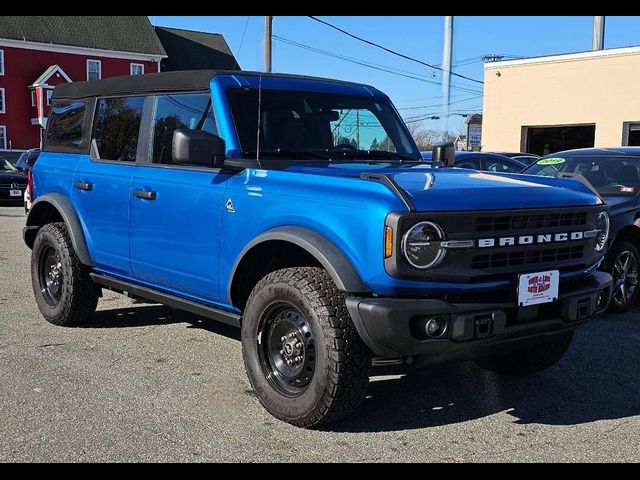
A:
[46,101,87,149]
[93,96,145,162]
[151,93,216,165]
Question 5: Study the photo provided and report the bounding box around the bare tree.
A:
[406,121,441,151]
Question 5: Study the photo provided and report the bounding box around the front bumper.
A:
[346,271,612,361]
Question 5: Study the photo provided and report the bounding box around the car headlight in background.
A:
[402,221,446,269]
[594,211,610,253]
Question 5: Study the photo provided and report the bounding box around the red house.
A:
[0,16,166,152]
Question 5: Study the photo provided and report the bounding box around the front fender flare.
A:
[228,226,371,300]
[24,193,94,267]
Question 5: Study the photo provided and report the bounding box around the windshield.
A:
[226,88,421,162]
[526,155,640,197]
[1,159,17,172]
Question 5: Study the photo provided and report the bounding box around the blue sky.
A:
[152,16,640,133]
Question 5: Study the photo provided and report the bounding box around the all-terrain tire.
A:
[31,222,100,326]
[475,331,575,377]
[242,267,372,429]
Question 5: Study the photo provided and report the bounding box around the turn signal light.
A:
[384,226,394,259]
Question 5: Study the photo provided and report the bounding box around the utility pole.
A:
[592,16,605,51]
[265,16,273,73]
[442,16,454,117]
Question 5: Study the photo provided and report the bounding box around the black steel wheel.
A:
[258,305,316,397]
[31,222,100,326]
[608,240,640,314]
[38,245,64,307]
[242,267,371,429]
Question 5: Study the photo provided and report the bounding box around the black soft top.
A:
[53,70,369,101]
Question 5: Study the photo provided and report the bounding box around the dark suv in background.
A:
[525,147,640,312]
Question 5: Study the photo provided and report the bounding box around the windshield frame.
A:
[225,86,422,165]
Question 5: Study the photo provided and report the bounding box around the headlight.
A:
[402,221,446,269]
[594,211,610,252]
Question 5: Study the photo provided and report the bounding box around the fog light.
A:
[425,317,448,339]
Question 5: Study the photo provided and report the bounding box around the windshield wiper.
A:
[245,149,332,161]
[335,150,417,162]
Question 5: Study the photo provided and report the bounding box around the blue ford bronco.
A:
[25,70,613,428]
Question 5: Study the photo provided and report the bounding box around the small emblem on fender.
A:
[226,198,235,213]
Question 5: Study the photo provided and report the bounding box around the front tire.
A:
[31,222,100,326]
[607,240,640,314]
[242,267,371,429]
[475,331,574,377]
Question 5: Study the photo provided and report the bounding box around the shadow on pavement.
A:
[79,303,640,433]
[332,313,640,433]
[82,304,241,341]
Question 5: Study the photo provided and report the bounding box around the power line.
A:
[235,16,252,59]
[273,35,483,96]
[307,16,484,85]
[397,95,483,111]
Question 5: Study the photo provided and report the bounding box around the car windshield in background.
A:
[1,159,17,172]
[526,155,640,197]
[226,88,420,162]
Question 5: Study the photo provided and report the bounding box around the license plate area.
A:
[517,270,559,307]
[10,190,22,197]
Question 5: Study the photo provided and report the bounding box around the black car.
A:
[421,151,527,173]
[525,147,640,313]
[0,158,28,203]
[14,149,40,172]
[0,151,22,167]
[498,152,541,166]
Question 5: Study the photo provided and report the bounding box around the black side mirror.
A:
[172,129,226,168]
[432,143,456,168]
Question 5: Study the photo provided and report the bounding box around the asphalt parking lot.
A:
[1,204,640,462]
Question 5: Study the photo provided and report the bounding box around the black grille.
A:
[471,246,585,269]
[476,212,588,233]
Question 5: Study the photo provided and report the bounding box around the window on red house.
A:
[31,90,36,107]
[0,49,4,76]
[46,90,53,106]
[0,88,5,114]
[0,126,6,150]
[130,63,144,76]
[87,60,101,81]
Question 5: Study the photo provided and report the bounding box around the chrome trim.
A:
[441,240,475,250]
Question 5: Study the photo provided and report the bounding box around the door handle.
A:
[74,181,93,192]
[133,189,157,201]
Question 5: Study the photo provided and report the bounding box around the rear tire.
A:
[607,240,640,314]
[475,331,574,376]
[242,267,371,429]
[31,222,100,326]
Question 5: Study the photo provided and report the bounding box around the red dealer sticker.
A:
[620,186,636,193]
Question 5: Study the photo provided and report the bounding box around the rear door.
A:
[71,96,145,277]
[129,93,229,303]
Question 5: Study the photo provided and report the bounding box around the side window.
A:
[455,158,481,170]
[484,158,522,173]
[0,49,4,76]
[46,101,87,149]
[93,96,145,162]
[151,93,216,165]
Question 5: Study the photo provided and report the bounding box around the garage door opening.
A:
[623,123,640,146]
[525,125,595,156]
